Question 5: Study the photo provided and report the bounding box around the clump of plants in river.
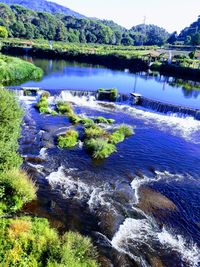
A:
[0,54,43,84]
[37,94,134,159]
[97,88,118,101]
[35,91,57,115]
[0,88,99,267]
[58,129,79,148]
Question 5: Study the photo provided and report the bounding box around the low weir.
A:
[6,86,200,121]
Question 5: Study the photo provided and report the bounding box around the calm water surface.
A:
[20,57,200,109]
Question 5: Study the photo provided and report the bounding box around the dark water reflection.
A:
[19,56,200,109]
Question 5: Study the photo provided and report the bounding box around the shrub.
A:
[41,90,51,98]
[57,101,72,114]
[0,169,36,215]
[50,110,58,116]
[58,129,79,148]
[35,96,49,113]
[68,113,82,124]
[0,54,43,84]
[39,107,51,114]
[81,117,95,126]
[109,130,125,144]
[84,125,105,139]
[95,116,115,124]
[97,88,118,101]
[0,217,98,267]
[85,138,116,159]
[117,124,134,137]
[0,88,23,171]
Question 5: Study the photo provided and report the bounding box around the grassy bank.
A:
[0,53,43,85]
[2,38,200,80]
[0,88,98,266]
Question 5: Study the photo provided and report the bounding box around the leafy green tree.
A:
[0,26,8,38]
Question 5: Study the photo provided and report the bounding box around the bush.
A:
[109,130,125,144]
[0,169,36,215]
[97,88,118,101]
[68,113,82,124]
[41,90,51,98]
[57,101,72,114]
[117,124,134,137]
[85,138,116,159]
[35,96,49,113]
[0,88,23,171]
[84,125,106,139]
[95,116,115,124]
[58,129,79,148]
[0,217,98,267]
[81,117,95,126]
[0,54,43,84]
[50,110,58,116]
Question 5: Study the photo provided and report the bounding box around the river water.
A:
[14,57,200,267]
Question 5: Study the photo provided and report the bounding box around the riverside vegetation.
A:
[35,90,134,159]
[0,75,98,265]
[0,53,43,84]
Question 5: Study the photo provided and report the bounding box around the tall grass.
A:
[0,54,43,84]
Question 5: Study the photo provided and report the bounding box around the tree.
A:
[0,26,8,38]
[167,31,178,44]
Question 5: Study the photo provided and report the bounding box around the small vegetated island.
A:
[0,59,98,266]
[35,88,134,159]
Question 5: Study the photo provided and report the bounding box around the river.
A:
[13,56,200,267]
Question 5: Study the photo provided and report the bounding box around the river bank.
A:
[1,39,200,81]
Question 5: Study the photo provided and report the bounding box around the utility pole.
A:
[141,16,147,46]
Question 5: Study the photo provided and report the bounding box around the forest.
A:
[0,3,170,46]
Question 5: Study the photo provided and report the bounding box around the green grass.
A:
[97,88,118,101]
[117,124,134,137]
[0,169,36,215]
[84,125,106,139]
[58,129,79,149]
[84,138,116,159]
[35,96,50,113]
[0,54,43,84]
[57,101,72,114]
[95,116,115,124]
[0,216,98,267]
[0,88,23,171]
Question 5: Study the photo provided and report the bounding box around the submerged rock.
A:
[137,187,177,217]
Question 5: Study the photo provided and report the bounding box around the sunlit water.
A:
[19,57,200,109]
[16,88,200,267]
[6,55,198,266]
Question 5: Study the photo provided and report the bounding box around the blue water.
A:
[20,57,200,109]
[18,88,200,267]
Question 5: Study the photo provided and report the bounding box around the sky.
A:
[51,0,200,33]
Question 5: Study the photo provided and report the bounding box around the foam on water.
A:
[114,103,200,144]
[58,91,98,108]
[111,217,200,267]
[55,92,200,144]
[131,171,184,204]
[45,166,199,266]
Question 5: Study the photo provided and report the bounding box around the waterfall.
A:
[139,97,200,121]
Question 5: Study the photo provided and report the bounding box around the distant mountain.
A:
[0,0,86,18]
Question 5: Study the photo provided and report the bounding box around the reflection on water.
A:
[19,56,200,109]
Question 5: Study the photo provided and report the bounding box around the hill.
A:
[178,16,200,45]
[0,2,169,46]
[0,0,85,18]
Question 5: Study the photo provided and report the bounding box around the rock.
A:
[137,186,177,217]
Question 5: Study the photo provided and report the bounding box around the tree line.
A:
[0,3,170,46]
